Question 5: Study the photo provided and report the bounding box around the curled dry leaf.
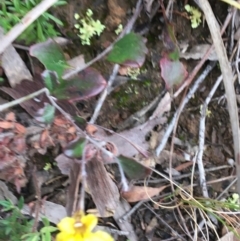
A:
[85,124,98,136]
[66,126,76,134]
[0,159,27,192]
[121,185,168,202]
[40,129,55,149]
[14,123,26,134]
[86,156,120,217]
[0,121,14,129]
[9,136,26,154]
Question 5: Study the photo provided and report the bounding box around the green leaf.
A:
[43,104,55,124]
[21,233,39,241]
[17,196,24,210]
[35,104,55,124]
[74,115,87,130]
[64,137,86,158]
[37,20,45,42]
[43,12,64,25]
[118,155,152,180]
[41,70,59,92]
[107,32,148,67]
[30,40,68,80]
[40,226,58,233]
[41,217,50,227]
[0,199,14,211]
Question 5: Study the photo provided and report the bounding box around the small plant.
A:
[185,4,202,28]
[225,193,240,211]
[0,0,66,43]
[0,198,57,241]
[127,67,141,80]
[43,162,52,171]
[74,9,105,45]
[115,24,123,35]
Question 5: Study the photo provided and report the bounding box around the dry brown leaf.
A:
[5,112,16,122]
[0,159,27,192]
[86,157,119,217]
[54,117,68,126]
[0,27,32,87]
[0,121,14,129]
[14,123,26,134]
[66,126,76,134]
[40,129,54,148]
[118,66,129,76]
[95,116,167,157]
[121,185,168,202]
[86,124,98,135]
[10,137,26,153]
[175,161,193,171]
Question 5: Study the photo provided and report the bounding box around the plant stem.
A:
[0,88,48,112]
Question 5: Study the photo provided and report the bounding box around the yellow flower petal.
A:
[83,231,114,241]
[81,214,98,233]
[94,231,114,241]
[56,232,78,241]
[57,217,76,234]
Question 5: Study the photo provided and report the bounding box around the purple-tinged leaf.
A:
[107,32,148,67]
[0,78,78,118]
[64,137,86,159]
[30,40,69,80]
[53,67,107,102]
[118,155,152,180]
[160,57,188,90]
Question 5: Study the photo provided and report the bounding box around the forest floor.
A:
[0,0,240,240]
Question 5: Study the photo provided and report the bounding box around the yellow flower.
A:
[56,213,114,241]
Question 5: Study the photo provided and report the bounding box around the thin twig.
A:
[136,165,231,184]
[31,166,42,232]
[78,141,88,212]
[216,177,237,200]
[169,89,193,239]
[155,62,216,156]
[90,64,119,123]
[198,75,223,198]
[199,0,240,194]
[0,0,58,54]
[0,88,48,112]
